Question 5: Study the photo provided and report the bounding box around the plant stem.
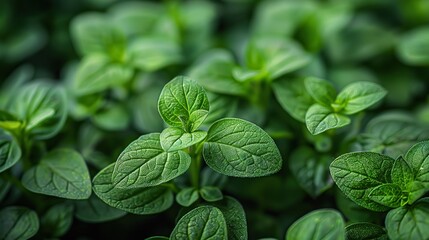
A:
[189,143,203,189]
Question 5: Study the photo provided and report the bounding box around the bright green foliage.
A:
[41,203,74,238]
[112,133,191,188]
[160,127,206,152]
[74,194,127,223]
[385,198,429,240]
[22,149,92,199]
[286,209,345,240]
[304,77,336,106]
[305,104,350,135]
[391,157,414,190]
[368,183,403,208]
[0,132,21,173]
[404,141,429,189]
[345,223,387,240]
[93,163,173,214]
[0,206,39,240]
[158,76,209,131]
[203,118,282,177]
[170,206,228,240]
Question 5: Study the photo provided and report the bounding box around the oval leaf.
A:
[22,149,92,199]
[405,141,429,189]
[0,132,21,173]
[112,133,191,188]
[305,103,350,135]
[170,206,227,240]
[0,206,39,240]
[203,118,282,177]
[93,163,173,215]
[176,187,199,207]
[345,223,387,240]
[368,183,403,208]
[199,186,223,202]
[304,77,336,106]
[158,76,209,131]
[160,127,207,152]
[286,209,345,240]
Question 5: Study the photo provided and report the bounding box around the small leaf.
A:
[93,163,174,215]
[41,203,74,238]
[345,223,388,240]
[0,132,21,173]
[368,183,403,208]
[385,198,429,240]
[209,197,247,240]
[0,206,39,240]
[200,186,223,202]
[74,194,126,223]
[22,149,92,199]
[158,76,209,131]
[391,157,414,190]
[112,133,191,188]
[203,118,282,177]
[170,206,227,240]
[272,78,313,122]
[305,104,350,135]
[176,187,199,207]
[405,141,429,189]
[304,77,336,106]
[160,127,207,152]
[286,209,345,240]
[335,82,387,115]
[330,152,395,211]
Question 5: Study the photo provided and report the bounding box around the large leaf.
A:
[385,198,429,240]
[0,206,39,240]
[93,163,173,215]
[330,152,395,211]
[22,149,92,199]
[305,104,350,135]
[112,133,191,188]
[158,76,209,131]
[286,209,345,240]
[203,118,282,177]
[170,206,227,240]
[0,132,21,173]
[9,81,67,140]
[74,194,126,223]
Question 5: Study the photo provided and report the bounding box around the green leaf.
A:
[127,37,182,71]
[209,197,247,240]
[289,147,333,197]
[170,206,227,240]
[408,181,427,205]
[74,194,126,223]
[176,187,199,207]
[158,76,209,131]
[160,127,207,152]
[368,183,403,208]
[202,92,238,127]
[385,198,429,240]
[0,132,21,173]
[335,82,387,115]
[272,78,314,122]
[391,157,414,190]
[9,81,67,140]
[0,206,39,240]
[70,12,126,59]
[188,49,247,96]
[92,103,130,131]
[22,149,92,199]
[345,223,388,240]
[286,209,345,240]
[203,118,282,177]
[0,178,11,203]
[72,55,133,96]
[404,141,429,189]
[304,77,336,106]
[112,133,191,188]
[397,27,429,66]
[41,203,74,238]
[330,152,395,211]
[93,163,173,215]
[200,186,223,202]
[305,104,350,135]
[0,110,22,132]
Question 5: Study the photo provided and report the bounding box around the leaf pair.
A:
[304,77,386,135]
[330,140,429,211]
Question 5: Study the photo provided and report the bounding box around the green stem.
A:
[189,143,203,189]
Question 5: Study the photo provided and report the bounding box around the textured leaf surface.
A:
[170,206,227,240]
[305,104,350,135]
[286,209,345,240]
[405,141,429,188]
[210,197,247,240]
[345,223,387,240]
[176,187,199,207]
[203,118,282,177]
[391,157,414,190]
[93,163,173,215]
[113,133,191,188]
[158,76,209,131]
[74,194,126,223]
[200,186,223,202]
[368,183,402,208]
[304,77,336,106]
[385,198,429,240]
[0,133,21,173]
[330,152,395,211]
[336,82,386,115]
[22,149,91,199]
[0,207,39,240]
[160,127,207,152]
